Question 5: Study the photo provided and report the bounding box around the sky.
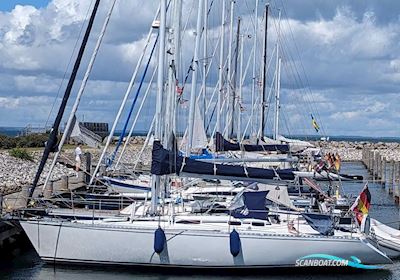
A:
[0,0,399,137]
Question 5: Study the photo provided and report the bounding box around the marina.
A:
[1,0,400,278]
[1,162,400,279]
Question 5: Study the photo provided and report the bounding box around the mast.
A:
[216,0,225,133]
[151,0,167,214]
[202,0,208,127]
[237,33,244,141]
[226,0,235,138]
[273,9,281,140]
[29,0,101,198]
[186,0,204,155]
[89,6,161,185]
[172,0,182,139]
[230,16,241,139]
[43,0,116,190]
[250,0,258,138]
[259,4,269,140]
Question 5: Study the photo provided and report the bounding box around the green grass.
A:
[9,148,34,161]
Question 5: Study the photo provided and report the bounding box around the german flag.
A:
[350,183,371,224]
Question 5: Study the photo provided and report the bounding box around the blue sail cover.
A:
[301,213,334,236]
[189,148,215,160]
[215,132,289,153]
[151,141,295,180]
[231,191,269,220]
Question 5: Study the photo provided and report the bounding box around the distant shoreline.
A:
[1,126,399,143]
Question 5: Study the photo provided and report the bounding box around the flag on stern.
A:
[350,183,371,224]
[311,114,320,133]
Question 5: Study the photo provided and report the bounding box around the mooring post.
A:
[369,150,373,172]
[377,155,381,180]
[372,151,377,180]
[21,185,30,206]
[361,148,365,166]
[393,161,399,203]
[0,194,3,215]
[85,152,92,185]
[61,176,69,191]
[382,157,386,187]
[388,160,393,194]
[44,180,54,199]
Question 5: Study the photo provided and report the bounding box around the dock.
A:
[362,148,400,203]
[0,156,89,249]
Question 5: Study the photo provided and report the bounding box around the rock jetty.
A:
[314,141,400,161]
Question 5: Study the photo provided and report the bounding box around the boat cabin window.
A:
[176,220,201,224]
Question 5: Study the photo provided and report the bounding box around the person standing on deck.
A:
[74,144,82,177]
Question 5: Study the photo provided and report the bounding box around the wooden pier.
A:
[362,148,400,204]
[0,152,94,249]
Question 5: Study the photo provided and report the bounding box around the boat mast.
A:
[151,0,167,214]
[186,0,204,155]
[250,0,258,138]
[216,0,226,134]
[226,0,235,138]
[164,0,180,149]
[202,0,208,128]
[29,0,101,198]
[259,4,269,140]
[230,16,241,139]
[172,0,182,139]
[90,6,161,185]
[43,0,117,190]
[237,33,244,141]
[273,9,281,140]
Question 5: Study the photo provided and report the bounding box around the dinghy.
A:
[371,218,400,258]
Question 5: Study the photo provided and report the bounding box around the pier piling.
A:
[44,181,54,199]
[363,148,400,204]
[61,176,69,191]
[85,152,92,184]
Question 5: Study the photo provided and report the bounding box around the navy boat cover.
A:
[151,141,295,181]
[231,191,269,220]
[215,132,290,153]
[301,213,334,236]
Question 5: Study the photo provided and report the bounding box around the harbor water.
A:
[1,161,400,280]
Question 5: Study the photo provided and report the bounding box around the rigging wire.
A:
[45,0,95,129]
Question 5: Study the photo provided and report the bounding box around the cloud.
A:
[0,0,398,138]
[0,97,20,109]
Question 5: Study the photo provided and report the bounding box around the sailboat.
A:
[18,0,392,270]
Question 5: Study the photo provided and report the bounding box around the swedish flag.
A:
[311,114,320,133]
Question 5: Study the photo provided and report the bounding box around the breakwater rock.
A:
[0,150,75,195]
[0,145,152,195]
[313,141,400,161]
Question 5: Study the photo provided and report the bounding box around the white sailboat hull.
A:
[20,219,391,268]
[104,176,151,194]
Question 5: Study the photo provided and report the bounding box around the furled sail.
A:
[277,135,314,153]
[180,104,208,151]
[215,132,289,153]
[192,103,208,149]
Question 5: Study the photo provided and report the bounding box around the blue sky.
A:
[0,0,399,137]
[0,0,49,11]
